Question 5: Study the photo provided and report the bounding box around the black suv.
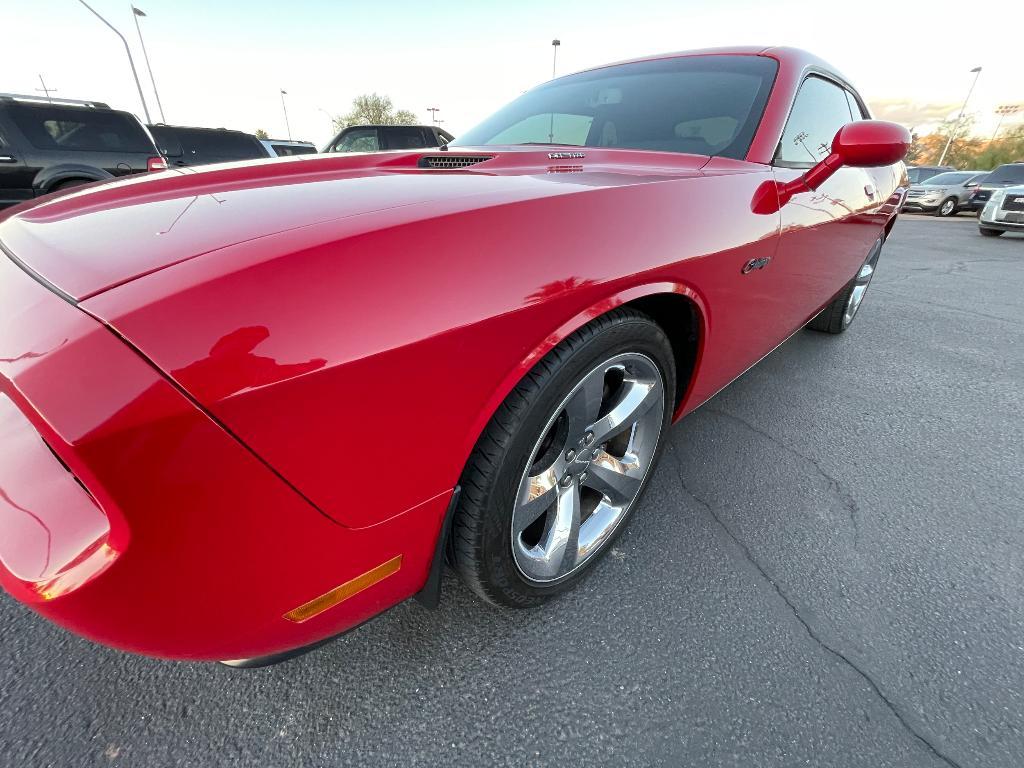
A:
[967,163,1024,212]
[324,125,454,153]
[0,94,165,209]
[148,125,270,168]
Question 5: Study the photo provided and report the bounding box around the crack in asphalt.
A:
[871,288,1020,327]
[665,444,964,768]
[705,407,861,550]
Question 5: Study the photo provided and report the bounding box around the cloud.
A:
[868,99,961,128]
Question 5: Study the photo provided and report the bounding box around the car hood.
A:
[0,147,722,301]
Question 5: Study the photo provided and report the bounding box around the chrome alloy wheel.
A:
[939,198,957,217]
[511,353,665,583]
[843,243,881,327]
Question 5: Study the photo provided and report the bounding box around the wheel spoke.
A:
[512,466,559,535]
[539,481,581,579]
[564,368,605,439]
[588,376,662,445]
[584,449,643,505]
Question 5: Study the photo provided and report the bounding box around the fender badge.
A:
[548,151,585,159]
[742,256,771,274]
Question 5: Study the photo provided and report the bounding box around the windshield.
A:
[457,55,778,160]
[985,164,1024,184]
[920,172,975,186]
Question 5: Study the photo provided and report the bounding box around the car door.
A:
[771,76,882,324]
[0,126,33,206]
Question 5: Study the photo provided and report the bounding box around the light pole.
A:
[938,66,981,166]
[551,39,561,78]
[991,104,1020,142]
[35,75,57,103]
[76,0,151,123]
[427,106,440,125]
[280,89,292,140]
[131,6,166,123]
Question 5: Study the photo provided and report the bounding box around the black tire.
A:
[807,236,883,334]
[451,308,675,608]
[979,227,1003,237]
[935,197,958,217]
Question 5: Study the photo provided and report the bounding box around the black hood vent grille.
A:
[418,155,493,169]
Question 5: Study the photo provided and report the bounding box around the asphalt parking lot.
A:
[1,215,1021,768]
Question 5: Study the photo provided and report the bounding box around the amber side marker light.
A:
[283,555,402,623]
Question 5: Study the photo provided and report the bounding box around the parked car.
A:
[901,170,987,216]
[978,183,1024,237]
[260,138,317,157]
[905,164,954,184]
[148,124,269,167]
[0,94,166,209]
[0,47,909,666]
[967,163,1024,212]
[323,124,453,153]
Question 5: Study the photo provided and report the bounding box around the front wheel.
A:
[936,197,958,217]
[452,308,675,607]
[807,236,883,334]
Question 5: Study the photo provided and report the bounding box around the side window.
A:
[335,128,379,152]
[384,127,429,150]
[845,90,867,120]
[776,76,854,166]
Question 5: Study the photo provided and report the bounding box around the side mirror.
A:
[752,120,911,214]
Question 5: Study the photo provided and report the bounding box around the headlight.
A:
[989,190,1005,204]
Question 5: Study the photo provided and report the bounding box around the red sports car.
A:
[0,47,909,665]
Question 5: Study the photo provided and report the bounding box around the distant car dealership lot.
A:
[2,215,1021,768]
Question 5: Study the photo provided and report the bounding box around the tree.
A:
[254,128,269,139]
[331,94,419,132]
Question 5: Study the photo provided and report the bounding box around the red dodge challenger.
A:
[0,47,909,665]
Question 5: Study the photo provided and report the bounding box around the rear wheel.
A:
[807,237,882,334]
[979,227,1004,237]
[452,308,675,607]
[936,197,958,217]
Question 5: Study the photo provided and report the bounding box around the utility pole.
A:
[35,75,57,103]
[427,107,440,125]
[131,5,166,123]
[938,66,981,166]
[76,0,151,123]
[280,89,292,140]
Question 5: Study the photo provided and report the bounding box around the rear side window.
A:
[182,130,265,160]
[9,104,152,153]
[149,126,184,157]
[384,127,430,149]
[985,164,1024,184]
[776,76,854,166]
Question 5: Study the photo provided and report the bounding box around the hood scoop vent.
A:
[417,155,493,170]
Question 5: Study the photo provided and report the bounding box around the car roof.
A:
[341,125,442,130]
[148,124,254,135]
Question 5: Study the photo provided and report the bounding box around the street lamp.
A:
[551,39,561,78]
[991,104,1020,142]
[75,0,151,123]
[131,5,166,123]
[280,89,292,140]
[938,66,982,166]
[427,106,440,125]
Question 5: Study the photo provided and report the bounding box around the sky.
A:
[4,0,1021,148]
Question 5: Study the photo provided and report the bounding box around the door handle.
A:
[0,155,16,163]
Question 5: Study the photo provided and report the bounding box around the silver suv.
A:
[979,183,1024,237]
[902,170,988,217]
